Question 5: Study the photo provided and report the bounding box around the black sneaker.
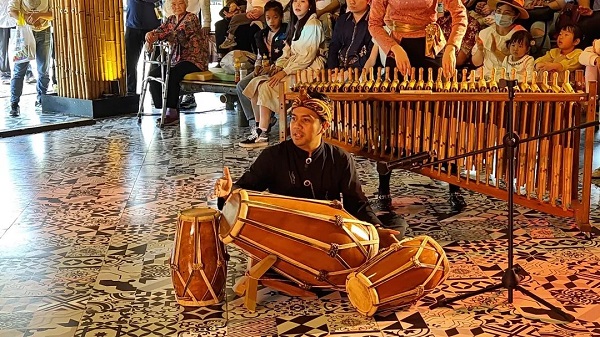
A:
[180,94,197,110]
[35,100,42,108]
[9,104,20,117]
[239,129,269,148]
[448,192,467,212]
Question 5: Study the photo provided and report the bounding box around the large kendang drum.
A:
[219,189,380,290]
[171,207,227,306]
[346,235,450,316]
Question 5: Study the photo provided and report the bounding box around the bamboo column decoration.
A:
[52,0,126,99]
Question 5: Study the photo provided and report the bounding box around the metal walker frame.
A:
[137,41,172,128]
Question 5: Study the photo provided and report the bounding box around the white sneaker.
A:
[239,129,268,148]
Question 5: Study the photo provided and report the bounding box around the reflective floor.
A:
[1,92,600,336]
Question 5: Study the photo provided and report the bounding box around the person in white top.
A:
[579,39,600,88]
[501,30,534,83]
[579,39,600,179]
[471,0,527,81]
[8,0,52,117]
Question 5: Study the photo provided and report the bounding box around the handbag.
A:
[13,12,36,64]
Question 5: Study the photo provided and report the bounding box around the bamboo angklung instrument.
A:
[279,67,598,233]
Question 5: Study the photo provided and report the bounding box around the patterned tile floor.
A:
[0,81,92,134]
[1,92,600,337]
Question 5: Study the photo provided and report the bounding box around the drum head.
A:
[346,272,378,317]
[219,190,246,240]
[179,207,218,222]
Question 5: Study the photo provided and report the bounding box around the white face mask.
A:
[494,13,516,27]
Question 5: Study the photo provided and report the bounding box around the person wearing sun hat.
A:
[472,0,528,80]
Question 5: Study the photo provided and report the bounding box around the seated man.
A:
[327,0,379,70]
[214,90,407,244]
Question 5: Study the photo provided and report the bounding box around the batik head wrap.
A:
[290,89,333,123]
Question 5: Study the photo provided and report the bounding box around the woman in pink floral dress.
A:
[145,0,208,125]
[369,0,468,79]
[368,0,469,211]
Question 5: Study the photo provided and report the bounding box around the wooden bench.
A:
[180,68,249,127]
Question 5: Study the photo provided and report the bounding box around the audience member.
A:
[579,38,599,92]
[501,29,534,82]
[219,0,268,49]
[8,0,52,117]
[238,0,325,148]
[179,0,212,110]
[534,24,583,72]
[146,0,208,126]
[125,0,161,95]
[438,0,482,68]
[327,0,378,70]
[236,0,287,128]
[577,0,600,48]
[472,0,527,81]
[214,0,248,65]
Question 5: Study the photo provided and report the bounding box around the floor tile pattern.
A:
[1,94,600,336]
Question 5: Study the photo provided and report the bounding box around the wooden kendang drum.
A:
[219,189,379,290]
[346,235,450,316]
[171,207,227,306]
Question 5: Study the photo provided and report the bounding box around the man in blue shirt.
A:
[326,0,379,70]
[125,0,161,95]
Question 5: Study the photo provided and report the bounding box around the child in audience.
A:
[534,24,584,73]
[501,30,534,83]
[471,0,527,81]
[236,0,287,128]
[239,0,325,148]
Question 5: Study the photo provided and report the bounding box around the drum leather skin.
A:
[346,235,450,316]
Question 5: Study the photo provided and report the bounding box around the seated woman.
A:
[471,0,527,81]
[145,0,208,126]
[238,0,326,148]
[236,1,288,127]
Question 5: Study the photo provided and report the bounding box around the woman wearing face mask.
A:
[472,0,528,81]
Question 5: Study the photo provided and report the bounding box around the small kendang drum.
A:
[346,235,450,316]
[171,207,227,306]
[219,189,379,290]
